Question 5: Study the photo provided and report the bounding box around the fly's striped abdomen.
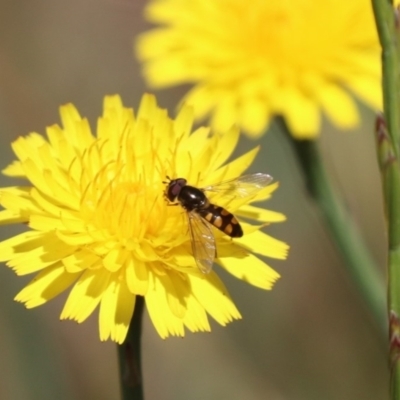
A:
[198,204,243,238]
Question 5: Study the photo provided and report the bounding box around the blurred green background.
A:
[0,1,389,399]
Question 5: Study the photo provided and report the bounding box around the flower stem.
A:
[288,135,386,336]
[118,296,145,400]
[372,0,400,398]
[372,0,400,155]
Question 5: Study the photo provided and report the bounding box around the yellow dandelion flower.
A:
[136,0,382,139]
[0,94,288,343]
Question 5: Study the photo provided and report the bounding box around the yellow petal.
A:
[279,87,320,138]
[183,294,211,333]
[136,93,158,123]
[8,238,75,276]
[11,134,46,165]
[99,275,136,344]
[29,215,66,231]
[103,248,129,272]
[46,124,64,156]
[21,158,54,198]
[347,75,383,109]
[318,84,359,128]
[183,85,217,119]
[145,272,184,338]
[189,272,241,326]
[174,104,194,138]
[236,204,286,223]
[56,230,94,246]
[218,253,280,290]
[239,97,269,137]
[142,54,190,86]
[207,126,240,171]
[179,126,211,176]
[30,188,72,218]
[103,94,124,112]
[0,210,27,225]
[2,161,25,177]
[210,92,237,133]
[59,103,95,151]
[61,268,111,323]
[206,146,260,185]
[158,272,188,318]
[41,169,79,209]
[15,262,79,308]
[125,258,149,295]
[240,222,268,235]
[236,229,289,260]
[62,249,100,273]
[0,231,49,262]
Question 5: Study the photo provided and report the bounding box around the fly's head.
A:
[163,176,187,202]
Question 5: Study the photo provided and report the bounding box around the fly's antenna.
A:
[162,175,171,184]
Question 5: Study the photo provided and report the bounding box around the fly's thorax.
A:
[178,185,209,211]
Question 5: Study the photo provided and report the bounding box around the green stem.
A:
[118,296,145,400]
[376,116,400,399]
[392,361,400,400]
[372,0,400,154]
[372,0,400,398]
[290,137,386,336]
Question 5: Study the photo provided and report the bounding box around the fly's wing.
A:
[203,173,273,199]
[187,211,216,274]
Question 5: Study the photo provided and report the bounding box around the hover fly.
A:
[163,173,273,274]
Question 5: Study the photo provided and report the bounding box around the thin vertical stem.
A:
[376,114,400,399]
[372,0,400,153]
[372,0,400,398]
[288,136,386,336]
[118,296,145,400]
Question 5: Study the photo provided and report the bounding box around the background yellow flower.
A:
[136,0,382,138]
[0,94,287,343]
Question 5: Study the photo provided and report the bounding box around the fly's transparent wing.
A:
[203,173,273,199]
[187,211,216,274]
